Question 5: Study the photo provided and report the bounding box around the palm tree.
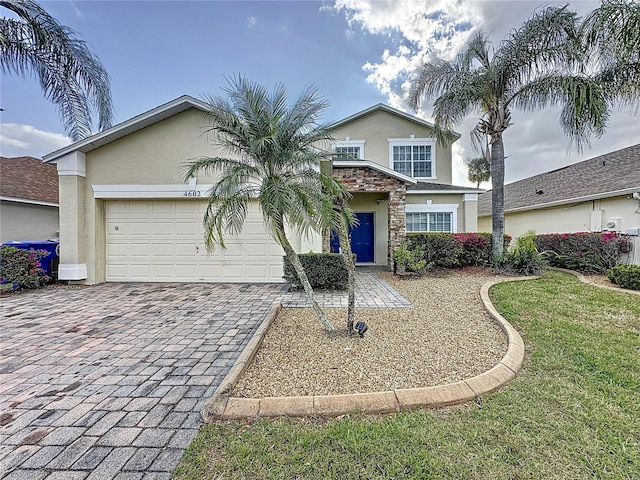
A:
[0,0,113,140]
[580,0,640,109]
[319,175,358,333]
[181,76,337,332]
[466,156,490,188]
[409,6,608,258]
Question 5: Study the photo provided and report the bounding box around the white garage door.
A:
[105,199,284,282]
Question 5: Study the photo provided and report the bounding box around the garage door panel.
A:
[106,200,284,282]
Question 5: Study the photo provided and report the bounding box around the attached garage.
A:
[105,199,284,282]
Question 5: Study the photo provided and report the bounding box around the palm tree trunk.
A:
[337,221,356,334]
[490,135,505,259]
[276,226,335,332]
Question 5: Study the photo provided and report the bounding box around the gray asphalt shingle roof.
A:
[478,144,640,216]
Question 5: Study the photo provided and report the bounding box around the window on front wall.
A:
[388,138,435,178]
[406,212,453,232]
[334,146,361,159]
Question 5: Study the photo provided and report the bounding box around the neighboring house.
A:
[478,144,640,264]
[0,156,59,243]
[43,96,481,284]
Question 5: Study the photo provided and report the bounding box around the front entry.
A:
[330,212,375,263]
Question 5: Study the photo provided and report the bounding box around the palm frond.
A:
[512,73,608,151]
[0,0,113,139]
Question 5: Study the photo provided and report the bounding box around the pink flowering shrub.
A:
[403,232,512,270]
[533,232,630,273]
[0,246,51,290]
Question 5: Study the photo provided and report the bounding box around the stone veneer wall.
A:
[331,166,407,269]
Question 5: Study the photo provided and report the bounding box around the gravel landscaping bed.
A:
[234,268,510,397]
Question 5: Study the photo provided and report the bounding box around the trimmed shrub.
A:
[283,253,349,290]
[534,232,630,273]
[495,231,545,276]
[606,265,640,291]
[402,232,512,270]
[456,232,512,266]
[392,244,427,274]
[0,246,51,290]
[407,233,462,269]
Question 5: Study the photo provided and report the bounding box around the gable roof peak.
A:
[330,103,461,139]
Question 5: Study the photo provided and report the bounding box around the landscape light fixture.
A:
[354,321,368,338]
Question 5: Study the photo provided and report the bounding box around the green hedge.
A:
[283,253,349,290]
[534,232,630,273]
[402,232,512,271]
[606,265,640,290]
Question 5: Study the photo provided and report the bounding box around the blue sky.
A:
[1,0,639,185]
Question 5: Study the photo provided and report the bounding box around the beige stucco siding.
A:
[332,110,453,185]
[478,196,640,238]
[0,201,59,242]
[86,109,217,185]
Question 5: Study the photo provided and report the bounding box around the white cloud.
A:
[247,16,258,28]
[331,0,638,187]
[0,124,72,158]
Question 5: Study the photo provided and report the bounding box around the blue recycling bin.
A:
[2,240,59,281]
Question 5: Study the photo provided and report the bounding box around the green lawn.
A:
[174,271,640,480]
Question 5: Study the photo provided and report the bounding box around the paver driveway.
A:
[0,282,286,479]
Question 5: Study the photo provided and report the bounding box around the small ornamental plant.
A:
[606,265,640,291]
[0,246,51,290]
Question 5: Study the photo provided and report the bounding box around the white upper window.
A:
[388,137,436,179]
[334,138,365,160]
[405,203,458,233]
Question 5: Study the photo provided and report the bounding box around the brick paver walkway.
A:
[0,271,409,479]
[281,270,411,308]
[0,283,286,480]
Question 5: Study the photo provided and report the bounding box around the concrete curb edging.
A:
[550,267,640,296]
[202,276,536,422]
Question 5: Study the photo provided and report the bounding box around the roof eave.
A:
[332,160,418,184]
[477,186,640,216]
[43,95,210,162]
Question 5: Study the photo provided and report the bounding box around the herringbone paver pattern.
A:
[0,283,286,479]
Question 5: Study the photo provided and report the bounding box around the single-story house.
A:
[43,96,481,284]
[0,156,59,243]
[478,144,640,264]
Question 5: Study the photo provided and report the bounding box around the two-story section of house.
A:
[328,104,481,268]
[43,97,480,284]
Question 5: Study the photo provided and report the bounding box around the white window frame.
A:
[405,203,458,233]
[334,138,365,160]
[388,137,436,179]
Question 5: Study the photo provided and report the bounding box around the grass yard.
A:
[174,271,640,480]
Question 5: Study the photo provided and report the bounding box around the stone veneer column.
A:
[387,186,406,269]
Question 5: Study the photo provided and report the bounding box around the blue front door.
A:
[330,212,375,263]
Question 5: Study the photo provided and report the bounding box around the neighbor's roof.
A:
[478,144,640,216]
[329,103,461,139]
[0,156,59,205]
[43,95,210,163]
[408,182,483,194]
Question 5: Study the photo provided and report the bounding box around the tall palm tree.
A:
[409,5,608,258]
[580,0,640,109]
[181,76,337,332]
[467,156,490,188]
[0,0,113,140]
